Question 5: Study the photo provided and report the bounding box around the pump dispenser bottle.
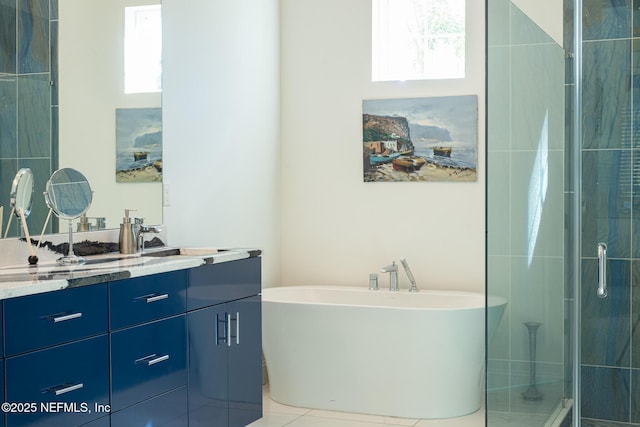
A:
[119,209,137,254]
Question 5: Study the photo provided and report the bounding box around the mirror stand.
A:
[58,219,85,265]
[44,168,93,266]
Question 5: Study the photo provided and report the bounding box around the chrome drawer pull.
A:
[144,294,169,303]
[135,353,170,366]
[50,312,83,323]
[227,313,232,347]
[46,383,84,396]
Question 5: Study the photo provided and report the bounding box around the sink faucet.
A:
[380,261,398,291]
[136,225,162,253]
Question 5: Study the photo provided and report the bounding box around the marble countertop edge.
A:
[0,248,260,301]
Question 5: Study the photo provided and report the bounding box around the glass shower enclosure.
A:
[487,0,640,426]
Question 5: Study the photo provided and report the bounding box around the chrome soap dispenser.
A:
[119,209,137,254]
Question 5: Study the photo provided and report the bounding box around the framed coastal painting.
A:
[115,108,163,183]
[362,95,477,182]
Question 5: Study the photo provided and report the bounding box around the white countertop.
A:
[0,247,259,300]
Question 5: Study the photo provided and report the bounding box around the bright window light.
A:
[372,0,465,81]
[125,5,162,94]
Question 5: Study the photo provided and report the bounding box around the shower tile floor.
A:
[247,386,485,427]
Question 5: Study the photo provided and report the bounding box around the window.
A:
[125,5,162,94]
[372,0,465,81]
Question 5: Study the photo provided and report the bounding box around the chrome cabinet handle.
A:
[216,312,240,346]
[235,312,240,345]
[135,353,170,366]
[597,242,607,299]
[45,383,84,396]
[49,312,83,323]
[142,294,169,303]
[216,313,227,346]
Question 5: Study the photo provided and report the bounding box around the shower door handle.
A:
[597,243,607,299]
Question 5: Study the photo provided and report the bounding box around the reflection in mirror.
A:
[44,168,93,265]
[0,0,163,240]
[0,0,56,239]
[3,168,34,239]
[59,0,163,231]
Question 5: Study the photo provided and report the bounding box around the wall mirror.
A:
[0,0,163,239]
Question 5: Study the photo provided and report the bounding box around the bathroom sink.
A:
[142,247,229,257]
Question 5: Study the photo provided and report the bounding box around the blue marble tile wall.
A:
[580,0,640,424]
[0,0,57,237]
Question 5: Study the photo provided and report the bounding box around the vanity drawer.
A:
[3,284,108,357]
[110,314,187,411]
[5,335,109,427]
[110,385,188,427]
[187,257,261,310]
[109,270,187,330]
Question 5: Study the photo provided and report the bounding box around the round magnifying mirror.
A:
[44,168,93,265]
[44,168,93,220]
[10,168,34,218]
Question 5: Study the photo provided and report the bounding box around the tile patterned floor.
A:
[247,387,485,427]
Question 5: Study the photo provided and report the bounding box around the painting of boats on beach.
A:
[363,96,477,182]
[116,108,162,183]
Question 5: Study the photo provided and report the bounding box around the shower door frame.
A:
[570,0,582,424]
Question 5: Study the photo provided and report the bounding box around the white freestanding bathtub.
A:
[262,286,507,419]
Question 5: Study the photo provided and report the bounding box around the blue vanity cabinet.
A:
[187,258,262,427]
[0,254,261,427]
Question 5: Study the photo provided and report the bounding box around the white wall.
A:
[162,0,484,292]
[512,0,563,46]
[59,0,162,228]
[162,0,281,286]
[280,0,486,292]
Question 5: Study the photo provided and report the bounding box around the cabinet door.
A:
[187,306,229,427]
[110,315,187,411]
[187,257,261,310]
[110,270,187,330]
[0,359,4,427]
[4,284,108,357]
[5,335,109,427]
[228,296,263,427]
[110,386,188,427]
[77,416,109,427]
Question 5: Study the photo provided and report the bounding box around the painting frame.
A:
[362,95,478,182]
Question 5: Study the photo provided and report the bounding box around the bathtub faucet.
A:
[400,257,419,292]
[380,261,399,291]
